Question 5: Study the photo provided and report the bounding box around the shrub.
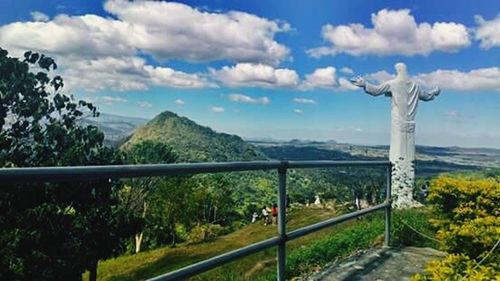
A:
[392,208,438,248]
[187,224,224,244]
[414,175,500,280]
[412,253,499,281]
[428,175,499,258]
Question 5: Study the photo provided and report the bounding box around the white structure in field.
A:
[351,63,440,208]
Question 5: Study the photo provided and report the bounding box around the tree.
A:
[191,174,236,225]
[120,140,178,253]
[0,48,138,281]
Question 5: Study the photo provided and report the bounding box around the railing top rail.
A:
[0,160,391,183]
[288,160,390,169]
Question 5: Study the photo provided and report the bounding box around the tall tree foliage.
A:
[120,140,178,253]
[0,48,138,281]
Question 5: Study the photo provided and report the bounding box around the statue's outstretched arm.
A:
[350,76,390,96]
[364,82,391,96]
[419,87,440,101]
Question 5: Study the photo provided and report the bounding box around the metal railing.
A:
[0,160,392,281]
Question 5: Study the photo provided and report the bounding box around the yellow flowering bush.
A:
[412,254,499,281]
[413,175,500,280]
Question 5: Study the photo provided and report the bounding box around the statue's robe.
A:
[363,77,439,207]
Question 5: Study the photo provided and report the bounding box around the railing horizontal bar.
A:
[288,160,390,169]
[0,161,282,183]
[147,236,282,281]
[287,203,389,241]
[0,160,391,183]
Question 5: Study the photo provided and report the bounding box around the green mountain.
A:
[121,111,267,162]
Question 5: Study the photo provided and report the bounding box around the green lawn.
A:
[85,207,433,281]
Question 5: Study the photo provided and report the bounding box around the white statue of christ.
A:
[351,63,440,208]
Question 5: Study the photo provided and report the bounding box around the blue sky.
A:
[0,0,499,147]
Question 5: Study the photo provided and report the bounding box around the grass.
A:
[85,207,436,281]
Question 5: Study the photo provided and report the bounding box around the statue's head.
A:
[395,62,407,76]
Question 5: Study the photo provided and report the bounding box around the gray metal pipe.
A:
[276,164,287,281]
[288,160,390,169]
[147,236,282,281]
[0,161,282,183]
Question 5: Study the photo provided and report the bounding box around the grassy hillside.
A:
[86,207,435,281]
[121,111,267,162]
[88,208,348,281]
[87,207,360,281]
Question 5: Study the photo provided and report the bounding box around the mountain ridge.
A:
[120,111,268,162]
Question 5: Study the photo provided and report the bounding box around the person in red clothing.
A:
[271,203,278,225]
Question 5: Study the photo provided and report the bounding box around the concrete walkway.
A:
[311,247,446,281]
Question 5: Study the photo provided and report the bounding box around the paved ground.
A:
[311,247,446,281]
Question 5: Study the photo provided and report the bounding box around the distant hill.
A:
[121,111,267,162]
[79,113,148,146]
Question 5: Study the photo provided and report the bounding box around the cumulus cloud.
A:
[0,0,291,92]
[293,109,303,114]
[338,78,359,91]
[103,0,291,64]
[228,93,270,105]
[308,9,470,57]
[137,101,152,108]
[475,15,500,49]
[340,67,354,74]
[415,67,500,91]
[30,11,49,22]
[293,98,316,104]
[301,66,338,89]
[211,106,225,113]
[62,56,213,92]
[362,66,500,91]
[175,99,185,106]
[364,70,395,83]
[211,63,299,88]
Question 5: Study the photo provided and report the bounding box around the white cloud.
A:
[228,93,270,105]
[308,9,470,57]
[301,66,337,89]
[211,63,299,88]
[137,101,152,108]
[211,106,225,113]
[30,11,49,22]
[415,67,500,91]
[293,109,303,114]
[362,67,500,92]
[0,0,291,92]
[101,96,127,105]
[293,98,316,104]
[338,78,358,91]
[340,67,354,74]
[103,0,290,64]
[62,56,212,92]
[175,99,185,106]
[475,15,500,49]
[364,70,395,83]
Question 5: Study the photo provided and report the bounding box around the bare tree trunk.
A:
[135,232,144,253]
[134,201,148,253]
[89,259,98,281]
[171,231,176,247]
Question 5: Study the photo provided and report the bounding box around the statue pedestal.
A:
[391,158,422,208]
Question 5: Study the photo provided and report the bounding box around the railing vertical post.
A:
[277,161,287,281]
[384,163,392,247]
